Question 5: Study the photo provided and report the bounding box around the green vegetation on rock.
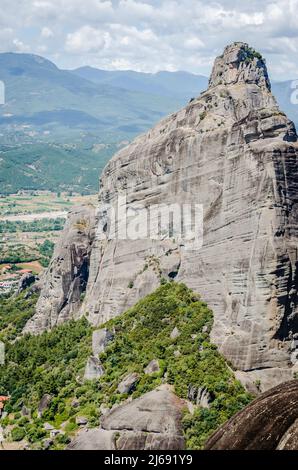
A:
[0,292,38,342]
[244,46,263,63]
[38,239,55,267]
[0,282,252,449]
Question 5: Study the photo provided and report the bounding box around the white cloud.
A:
[12,38,30,52]
[0,0,296,79]
[184,37,205,50]
[65,25,108,53]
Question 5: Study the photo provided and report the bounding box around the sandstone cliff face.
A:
[205,380,298,450]
[24,204,96,333]
[26,43,298,384]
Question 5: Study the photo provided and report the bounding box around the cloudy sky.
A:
[1,0,298,80]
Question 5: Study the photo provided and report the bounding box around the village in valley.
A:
[0,263,40,295]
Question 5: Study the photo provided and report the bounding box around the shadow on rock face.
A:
[205,380,298,450]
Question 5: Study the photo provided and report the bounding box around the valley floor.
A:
[0,192,97,292]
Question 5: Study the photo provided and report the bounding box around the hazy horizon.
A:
[0,1,297,81]
[0,49,297,84]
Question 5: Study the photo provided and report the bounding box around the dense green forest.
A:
[0,282,252,449]
[0,292,39,342]
[0,142,116,194]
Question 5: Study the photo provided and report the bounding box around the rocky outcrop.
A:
[144,359,160,375]
[37,394,52,418]
[117,372,139,394]
[27,43,298,387]
[235,367,294,394]
[24,204,96,333]
[205,380,298,450]
[209,42,270,90]
[83,42,298,378]
[75,416,88,426]
[83,356,105,381]
[68,385,186,450]
[188,385,212,408]
[92,328,114,356]
[16,273,36,295]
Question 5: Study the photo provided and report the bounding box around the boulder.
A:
[170,327,180,340]
[75,416,88,426]
[117,372,139,394]
[205,380,298,450]
[68,385,186,450]
[92,328,114,356]
[21,405,31,417]
[67,429,116,450]
[71,398,80,408]
[42,438,53,450]
[102,385,185,435]
[144,359,160,375]
[84,356,105,381]
[236,368,295,393]
[44,422,54,431]
[37,394,52,418]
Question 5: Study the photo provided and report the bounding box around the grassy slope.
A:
[0,282,252,449]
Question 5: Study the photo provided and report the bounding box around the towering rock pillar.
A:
[25,43,298,388]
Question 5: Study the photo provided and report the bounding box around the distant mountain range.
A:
[73,66,208,99]
[0,52,296,142]
[0,53,208,144]
[0,52,296,193]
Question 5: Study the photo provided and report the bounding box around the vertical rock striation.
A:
[26,43,298,386]
[24,204,96,333]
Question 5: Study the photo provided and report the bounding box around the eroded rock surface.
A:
[27,43,298,386]
[92,328,114,356]
[24,204,96,333]
[68,385,186,450]
[117,372,139,394]
[16,273,36,295]
[83,356,105,381]
[37,394,52,418]
[205,380,298,450]
[83,42,298,377]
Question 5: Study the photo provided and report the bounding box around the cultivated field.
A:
[0,192,97,290]
[0,192,97,217]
